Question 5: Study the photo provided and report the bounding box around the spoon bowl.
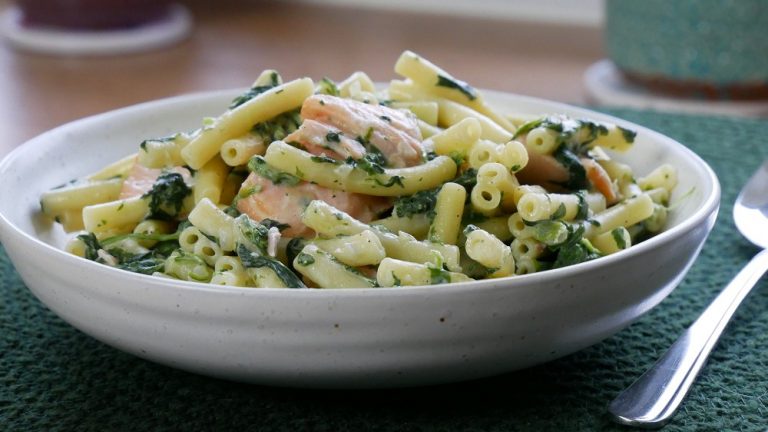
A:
[734,161,768,249]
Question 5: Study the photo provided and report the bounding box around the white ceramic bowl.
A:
[0,89,720,388]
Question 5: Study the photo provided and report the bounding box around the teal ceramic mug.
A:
[605,0,768,100]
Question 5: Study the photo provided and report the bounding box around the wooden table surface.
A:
[0,0,602,156]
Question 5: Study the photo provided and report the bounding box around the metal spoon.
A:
[609,160,768,428]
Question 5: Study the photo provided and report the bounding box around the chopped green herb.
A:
[550,225,601,268]
[235,214,269,254]
[575,190,589,220]
[117,254,166,275]
[285,238,306,272]
[611,228,627,249]
[355,127,375,147]
[532,220,569,246]
[448,151,465,166]
[550,203,567,220]
[512,117,545,140]
[310,155,339,164]
[428,265,453,285]
[618,126,637,143]
[348,152,386,176]
[436,75,477,101]
[260,218,290,232]
[393,168,477,218]
[250,109,302,143]
[230,84,278,109]
[248,156,301,186]
[462,224,479,235]
[100,230,181,248]
[513,115,612,155]
[296,252,316,266]
[373,175,405,188]
[77,233,102,261]
[316,77,340,96]
[139,134,178,153]
[326,131,342,143]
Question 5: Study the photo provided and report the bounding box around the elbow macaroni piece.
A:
[138,134,189,168]
[220,133,266,167]
[464,228,514,277]
[293,245,376,288]
[496,140,528,173]
[525,127,559,155]
[638,164,678,192]
[467,140,499,169]
[193,156,230,205]
[429,182,466,245]
[82,196,149,234]
[41,177,123,216]
[376,258,472,287]
[371,213,431,239]
[390,101,439,126]
[393,50,517,133]
[517,192,583,222]
[426,117,481,156]
[591,227,632,255]
[584,194,655,238]
[311,230,386,267]
[187,198,238,251]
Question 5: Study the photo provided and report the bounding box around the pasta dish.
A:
[39,51,676,288]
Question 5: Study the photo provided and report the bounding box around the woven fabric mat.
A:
[2,108,767,432]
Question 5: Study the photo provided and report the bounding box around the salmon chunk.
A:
[283,119,366,160]
[236,173,388,238]
[300,95,424,167]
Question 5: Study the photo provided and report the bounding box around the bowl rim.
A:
[0,88,722,298]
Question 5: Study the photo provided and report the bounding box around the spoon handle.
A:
[609,248,768,428]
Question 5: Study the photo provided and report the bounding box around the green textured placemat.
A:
[2,108,767,432]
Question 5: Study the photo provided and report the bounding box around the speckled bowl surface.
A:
[0,90,720,388]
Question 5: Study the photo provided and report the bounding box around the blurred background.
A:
[0,0,765,156]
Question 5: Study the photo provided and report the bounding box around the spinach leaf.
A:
[428,266,453,285]
[392,168,477,218]
[237,244,306,288]
[552,145,588,191]
[248,156,301,186]
[316,77,340,96]
[77,233,102,261]
[611,228,627,249]
[235,214,270,254]
[142,172,191,220]
[229,72,280,108]
[550,225,601,268]
[436,75,477,101]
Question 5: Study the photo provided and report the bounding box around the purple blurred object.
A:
[18,0,173,30]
